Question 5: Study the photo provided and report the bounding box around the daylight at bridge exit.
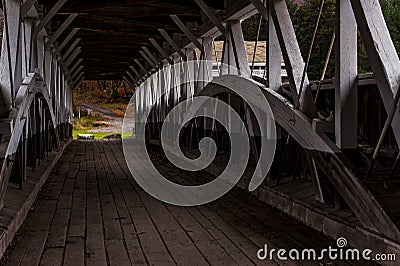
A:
[0,0,399,265]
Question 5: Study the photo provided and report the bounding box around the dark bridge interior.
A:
[0,0,399,263]
[41,0,209,79]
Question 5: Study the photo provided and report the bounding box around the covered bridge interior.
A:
[0,0,399,263]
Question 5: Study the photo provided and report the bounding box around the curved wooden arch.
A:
[199,76,400,242]
[0,73,59,208]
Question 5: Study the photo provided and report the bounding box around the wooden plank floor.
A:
[1,140,360,265]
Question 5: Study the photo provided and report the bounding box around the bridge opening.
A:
[72,80,130,139]
[0,0,399,264]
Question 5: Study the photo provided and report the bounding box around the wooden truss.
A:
[129,0,400,242]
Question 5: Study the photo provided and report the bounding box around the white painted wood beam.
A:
[220,21,250,78]
[0,0,22,117]
[335,0,358,149]
[229,21,251,78]
[22,18,34,77]
[267,2,282,92]
[269,0,317,117]
[350,0,400,145]
[197,37,213,93]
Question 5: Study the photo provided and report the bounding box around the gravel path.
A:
[78,102,124,133]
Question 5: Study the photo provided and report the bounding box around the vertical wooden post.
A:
[221,20,250,78]
[197,37,213,94]
[30,22,38,73]
[0,0,22,117]
[350,0,400,146]
[22,18,33,78]
[335,0,358,149]
[267,3,281,92]
[269,0,317,117]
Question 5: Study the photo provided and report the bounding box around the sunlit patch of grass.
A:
[73,130,111,140]
[72,130,133,140]
[73,115,109,131]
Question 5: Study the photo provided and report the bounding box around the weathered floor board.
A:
[1,140,357,265]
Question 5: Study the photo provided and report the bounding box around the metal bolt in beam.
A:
[55,28,80,54]
[45,13,78,50]
[149,38,174,64]
[170,15,204,52]
[193,0,228,37]
[35,0,68,34]
[158,29,187,60]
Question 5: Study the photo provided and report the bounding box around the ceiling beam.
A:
[170,15,203,52]
[142,47,159,66]
[35,0,68,33]
[139,51,156,68]
[149,38,173,64]
[193,0,228,37]
[46,13,78,50]
[62,38,81,62]
[129,66,141,78]
[55,28,80,54]
[69,58,83,75]
[158,29,186,60]
[134,59,147,73]
[64,48,81,68]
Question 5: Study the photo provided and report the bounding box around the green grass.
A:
[73,115,108,131]
[72,113,133,140]
[73,130,111,140]
[72,130,133,140]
